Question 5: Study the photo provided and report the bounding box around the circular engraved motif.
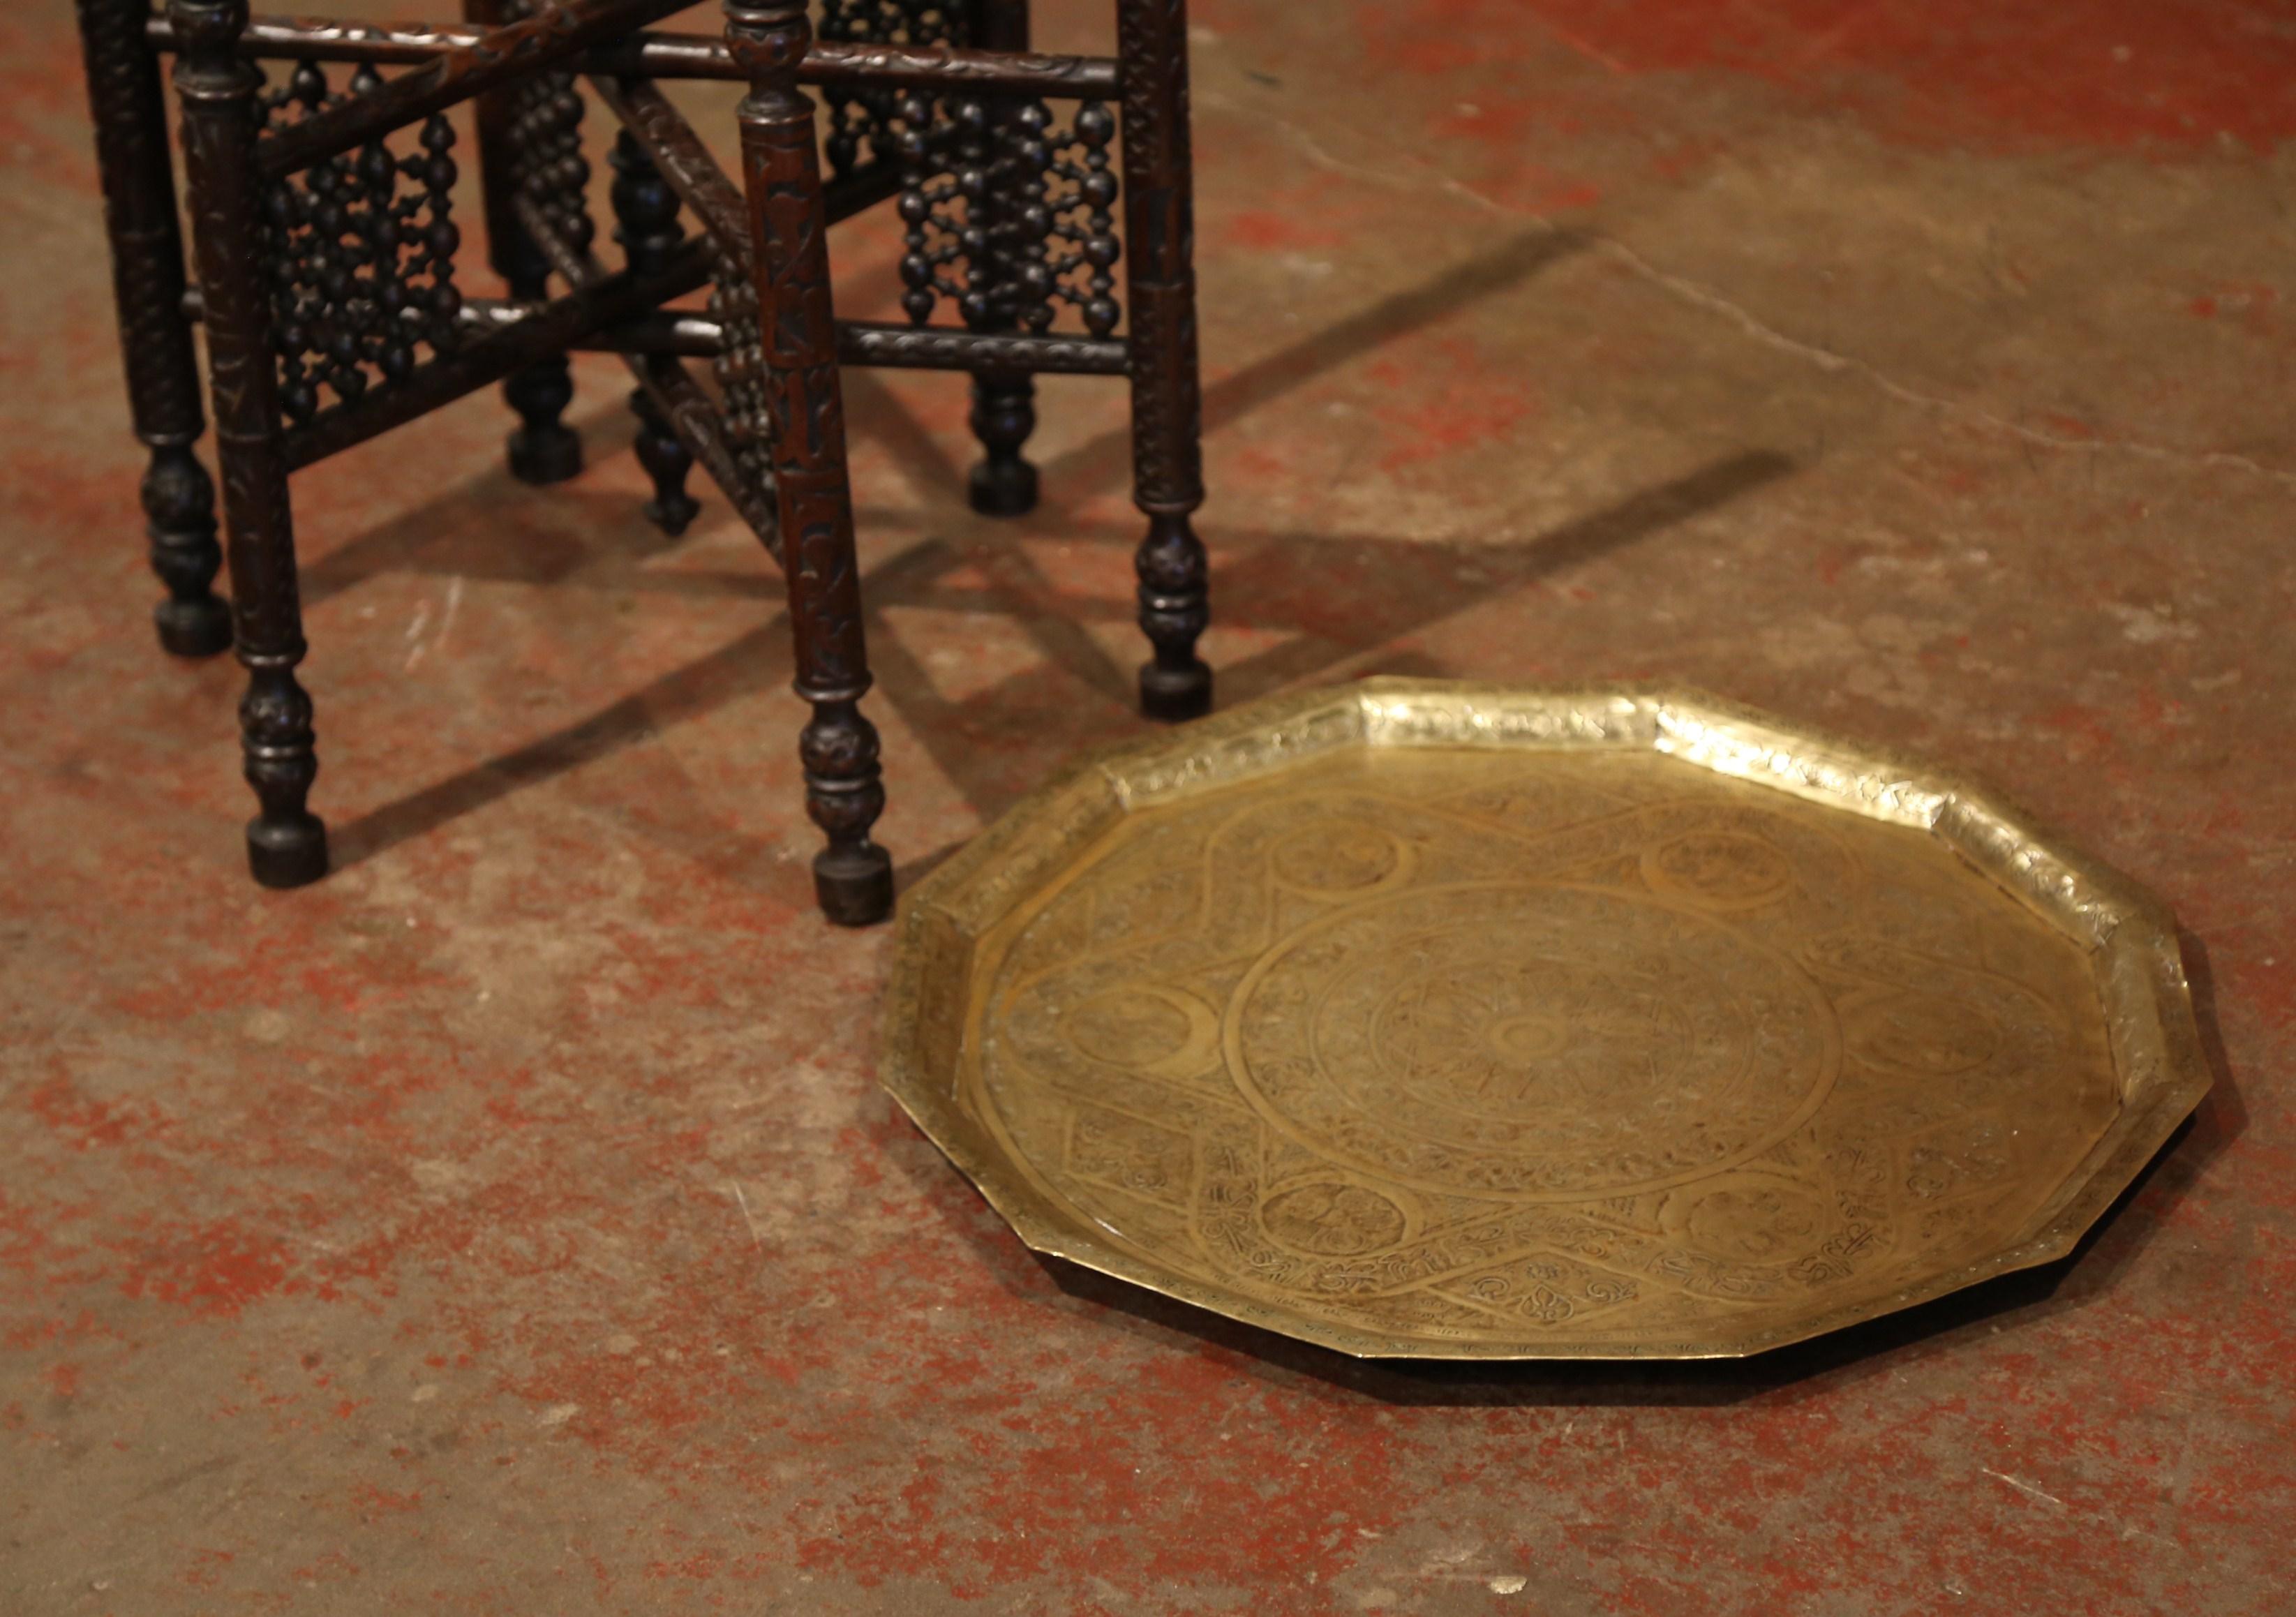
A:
[1374,964,1697,1124]
[1643,830,1796,909]
[1269,819,1408,895]
[1261,1182,1410,1256]
[1228,884,1840,1202]
[1065,989,1196,1067]
[1664,1174,1834,1264]
[908,707,2165,1361]
[1844,992,2001,1075]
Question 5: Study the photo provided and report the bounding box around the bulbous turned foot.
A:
[633,389,701,537]
[507,423,583,486]
[645,487,701,537]
[967,456,1039,519]
[142,445,230,657]
[155,594,233,658]
[967,373,1038,518]
[1139,660,1212,723]
[246,812,328,888]
[505,352,583,484]
[814,843,895,927]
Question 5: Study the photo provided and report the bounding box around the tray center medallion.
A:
[1230,882,1840,1202]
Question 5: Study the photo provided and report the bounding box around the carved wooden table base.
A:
[75,0,1210,924]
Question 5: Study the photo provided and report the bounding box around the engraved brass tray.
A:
[880,681,2209,1358]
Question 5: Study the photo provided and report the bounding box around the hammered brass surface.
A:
[881,684,2210,1358]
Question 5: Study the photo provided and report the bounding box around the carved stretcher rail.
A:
[245,0,696,179]
[184,285,1133,375]
[837,321,1127,373]
[462,301,723,355]
[278,235,713,468]
[177,284,724,354]
[144,15,1122,101]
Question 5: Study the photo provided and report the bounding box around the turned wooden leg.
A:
[631,387,699,537]
[1117,0,1211,721]
[75,0,231,658]
[502,317,583,485]
[611,126,701,537]
[729,0,893,926]
[171,0,325,888]
[960,0,1042,518]
[465,0,582,486]
[967,372,1039,517]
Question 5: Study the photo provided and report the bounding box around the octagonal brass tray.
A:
[880,681,2209,1358]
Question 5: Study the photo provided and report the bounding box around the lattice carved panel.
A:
[817,0,971,181]
[895,94,1121,336]
[707,253,776,508]
[503,68,595,268]
[257,64,464,424]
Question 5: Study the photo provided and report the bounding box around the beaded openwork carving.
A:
[706,253,775,505]
[881,683,2213,1359]
[896,94,1121,335]
[258,64,464,423]
[101,0,1207,923]
[504,68,596,267]
[817,0,969,181]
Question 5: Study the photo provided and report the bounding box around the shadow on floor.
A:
[319,221,1772,876]
[296,225,1582,607]
[329,447,1792,874]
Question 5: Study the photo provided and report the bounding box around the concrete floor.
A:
[5,0,2293,1611]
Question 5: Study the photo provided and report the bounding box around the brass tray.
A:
[880,681,2209,1359]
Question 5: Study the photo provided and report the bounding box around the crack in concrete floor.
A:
[1203,87,2296,490]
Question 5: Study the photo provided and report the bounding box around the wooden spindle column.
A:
[1115,0,1210,721]
[170,0,327,886]
[726,0,895,925]
[76,0,232,658]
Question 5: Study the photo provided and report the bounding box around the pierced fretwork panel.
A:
[258,64,464,424]
[895,95,1121,337]
[817,0,971,181]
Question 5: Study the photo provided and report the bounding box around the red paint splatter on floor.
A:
[119,1220,297,1320]
[1364,340,1540,475]
[2186,282,2280,336]
[346,1481,422,1517]
[27,1079,140,1151]
[1222,210,1350,253]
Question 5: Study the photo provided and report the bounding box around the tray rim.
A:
[877,678,2213,1360]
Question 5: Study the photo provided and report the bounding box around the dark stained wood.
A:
[1117,0,1211,721]
[183,285,731,357]
[76,0,232,658]
[838,322,1126,373]
[95,0,1212,922]
[170,0,328,886]
[631,384,701,535]
[281,237,712,469]
[588,73,752,256]
[962,0,1040,518]
[729,0,893,927]
[255,0,695,179]
[147,15,1121,97]
[508,138,785,560]
[187,289,1129,373]
[646,355,787,556]
[610,124,701,535]
[465,0,583,484]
